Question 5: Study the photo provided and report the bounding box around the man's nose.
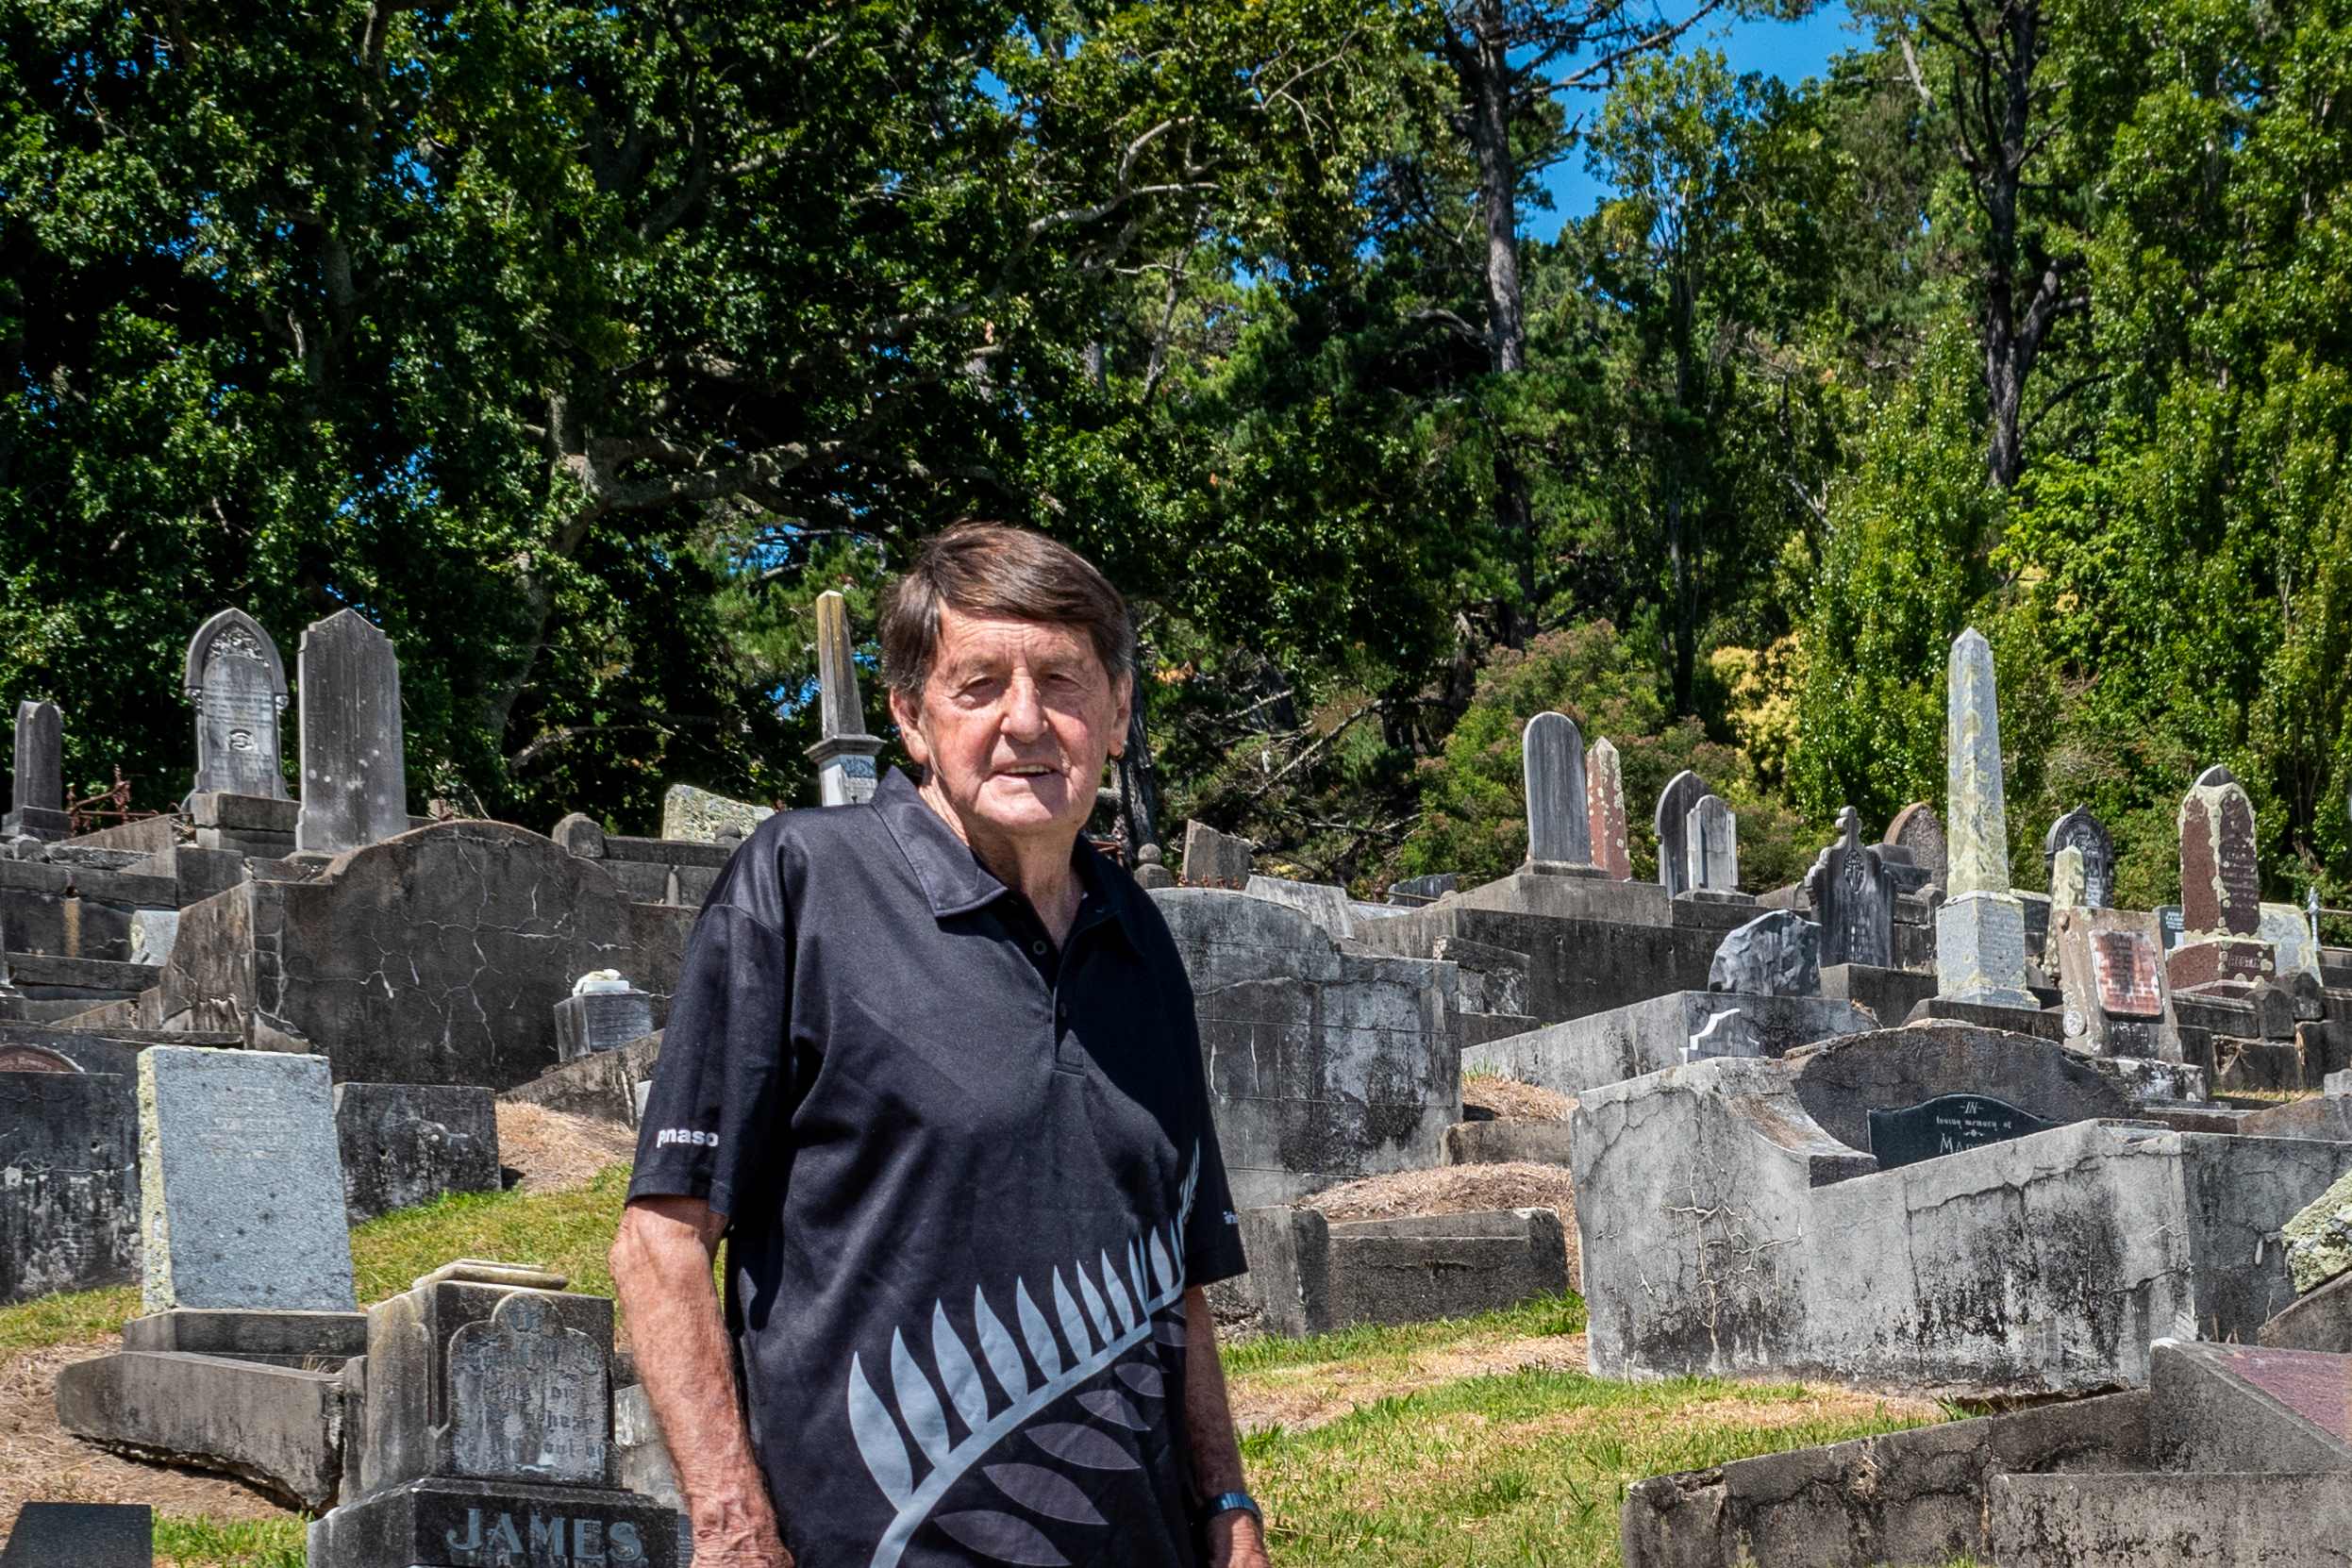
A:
[1000,674,1048,741]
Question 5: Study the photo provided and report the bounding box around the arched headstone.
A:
[184,609,290,802]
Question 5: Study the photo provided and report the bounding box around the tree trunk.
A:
[1460,0,1536,643]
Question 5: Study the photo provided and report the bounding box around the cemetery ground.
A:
[0,1116,1942,1568]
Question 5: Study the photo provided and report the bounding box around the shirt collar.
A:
[871,766,1145,946]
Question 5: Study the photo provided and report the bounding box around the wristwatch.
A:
[1203,1491,1263,1527]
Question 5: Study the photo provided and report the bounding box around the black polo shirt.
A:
[628,768,1247,1568]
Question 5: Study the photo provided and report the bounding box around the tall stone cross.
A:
[184,609,291,803]
[1935,627,2036,1007]
[2043,805,2113,910]
[1586,737,1631,880]
[4,699,66,840]
[805,591,885,808]
[1521,711,1592,867]
[294,609,409,857]
[1805,806,1894,968]
[1655,769,1711,897]
[1685,793,1739,893]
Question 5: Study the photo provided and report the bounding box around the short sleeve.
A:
[627,902,792,1220]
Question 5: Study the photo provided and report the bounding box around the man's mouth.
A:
[999,765,1058,778]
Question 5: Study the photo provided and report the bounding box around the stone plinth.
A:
[1938,890,2038,1007]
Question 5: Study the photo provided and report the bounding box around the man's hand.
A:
[1206,1508,1272,1568]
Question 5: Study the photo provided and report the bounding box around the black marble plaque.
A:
[1867,1093,2060,1170]
[0,1501,151,1567]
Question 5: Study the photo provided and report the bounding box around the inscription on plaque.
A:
[2091,929,2163,1018]
[0,1045,77,1074]
[1867,1093,2060,1171]
[434,1499,662,1566]
[449,1292,609,1484]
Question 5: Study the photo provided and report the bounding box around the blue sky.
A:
[1527,0,1864,240]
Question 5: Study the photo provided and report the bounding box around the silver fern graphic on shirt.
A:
[846,1149,1201,1568]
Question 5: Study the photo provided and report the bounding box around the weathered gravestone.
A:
[2171,765,2273,991]
[1804,807,1895,968]
[335,1083,502,1225]
[138,1046,356,1312]
[2050,907,2179,1061]
[1654,770,1711,898]
[807,590,885,808]
[2043,805,2113,910]
[0,1501,151,1567]
[659,782,773,844]
[1936,628,2037,1008]
[182,608,290,802]
[311,1259,678,1568]
[4,699,66,840]
[1884,801,1948,886]
[2261,901,2322,984]
[553,972,656,1062]
[1868,1093,2061,1170]
[0,1061,140,1306]
[1387,872,1459,907]
[1684,794,1740,894]
[294,609,409,857]
[1180,819,1254,888]
[1521,711,1593,867]
[1709,909,1821,996]
[1586,737,1631,880]
[2049,844,2088,912]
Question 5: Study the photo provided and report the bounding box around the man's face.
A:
[892,605,1131,851]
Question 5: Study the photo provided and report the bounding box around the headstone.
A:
[1387,872,1459,907]
[2049,907,2178,1062]
[2048,845,2088,912]
[1935,628,2036,1008]
[1654,770,1710,898]
[2158,905,2186,952]
[2043,805,2113,909]
[550,812,606,859]
[0,1501,151,1567]
[552,972,656,1062]
[335,1083,502,1225]
[1709,909,1821,996]
[182,608,290,802]
[1884,802,1948,887]
[294,609,409,856]
[659,782,772,844]
[1521,711,1593,866]
[1804,807,1895,968]
[1180,820,1254,888]
[1586,737,1632,879]
[138,1046,357,1313]
[4,699,66,840]
[2261,902,2321,983]
[1684,793,1739,893]
[313,1259,679,1568]
[2171,765,2272,990]
[1867,1093,2060,1171]
[806,590,885,807]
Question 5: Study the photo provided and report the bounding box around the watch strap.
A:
[1204,1491,1261,1526]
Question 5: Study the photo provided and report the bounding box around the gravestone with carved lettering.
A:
[1868,1093,2060,1171]
[1805,808,1895,969]
[2050,906,2181,1063]
[138,1046,356,1312]
[1935,628,2037,1008]
[1522,711,1593,869]
[1586,737,1631,880]
[1654,770,1710,898]
[311,1259,678,1568]
[4,699,66,841]
[2043,805,2113,910]
[2170,765,2274,991]
[1683,793,1740,896]
[1883,802,1948,887]
[294,609,409,857]
[183,609,290,804]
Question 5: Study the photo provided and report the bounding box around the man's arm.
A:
[1181,1284,1271,1568]
[611,1195,790,1568]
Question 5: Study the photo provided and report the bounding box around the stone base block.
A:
[306,1476,681,1568]
[121,1308,368,1361]
[55,1348,346,1509]
[1463,991,1874,1098]
[1220,1205,1568,1338]
[1935,890,2036,1007]
[1902,994,2065,1041]
[1819,961,1938,1026]
[2,806,70,841]
[2169,936,2274,991]
[1991,1472,2352,1565]
[1522,859,1607,878]
[1443,1119,1575,1167]
[501,1034,663,1127]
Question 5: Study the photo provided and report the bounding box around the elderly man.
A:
[612,524,1270,1568]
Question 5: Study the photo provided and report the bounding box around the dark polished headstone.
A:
[0,1501,151,1567]
[183,609,291,801]
[1805,807,1894,968]
[5,700,66,841]
[2043,805,2115,910]
[1654,770,1711,899]
[295,609,409,856]
[1522,711,1592,866]
[1868,1093,2060,1171]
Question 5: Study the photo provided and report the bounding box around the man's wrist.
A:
[1202,1490,1261,1526]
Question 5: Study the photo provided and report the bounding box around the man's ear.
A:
[889,685,930,765]
[1109,673,1134,755]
